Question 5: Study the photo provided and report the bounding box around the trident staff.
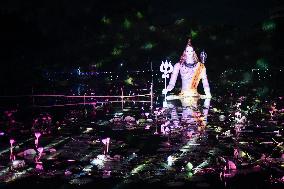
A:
[160,60,173,107]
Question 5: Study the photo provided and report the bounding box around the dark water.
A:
[0,95,283,189]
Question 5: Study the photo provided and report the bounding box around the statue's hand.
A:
[200,94,212,99]
[162,89,169,95]
[205,93,212,99]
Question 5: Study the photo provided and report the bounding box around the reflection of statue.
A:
[163,39,211,99]
[181,98,211,126]
[168,97,211,133]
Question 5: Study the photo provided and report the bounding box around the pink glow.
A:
[35,132,41,147]
[37,147,44,154]
[227,161,237,170]
[10,139,15,147]
[65,170,72,176]
[102,137,110,154]
[234,149,239,159]
[35,132,41,139]
[36,163,43,170]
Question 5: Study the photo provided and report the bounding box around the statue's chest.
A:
[180,65,195,79]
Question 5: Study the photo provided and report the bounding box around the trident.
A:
[160,60,173,107]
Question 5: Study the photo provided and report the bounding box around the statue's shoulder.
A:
[198,62,205,68]
[174,62,181,68]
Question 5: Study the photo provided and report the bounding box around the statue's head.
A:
[179,38,199,64]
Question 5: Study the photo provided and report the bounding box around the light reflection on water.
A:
[0,95,283,188]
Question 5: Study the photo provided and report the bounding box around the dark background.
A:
[0,0,283,95]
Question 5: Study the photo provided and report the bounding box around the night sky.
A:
[0,0,283,93]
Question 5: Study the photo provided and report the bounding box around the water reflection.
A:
[167,97,211,134]
[0,95,283,188]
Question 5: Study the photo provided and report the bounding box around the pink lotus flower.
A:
[35,132,41,139]
[10,139,15,147]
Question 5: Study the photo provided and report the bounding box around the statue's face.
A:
[184,46,195,63]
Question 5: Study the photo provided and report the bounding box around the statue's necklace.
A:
[184,62,197,68]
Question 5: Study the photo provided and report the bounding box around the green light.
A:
[131,164,146,174]
[187,172,193,178]
[256,58,269,70]
[185,162,193,171]
[101,16,111,25]
[124,76,134,85]
[256,86,269,97]
[149,25,156,32]
[242,72,252,83]
[190,29,198,39]
[141,42,156,50]
[123,18,131,29]
[262,20,276,32]
[136,11,143,19]
[95,62,103,68]
[175,18,185,25]
[111,47,122,56]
